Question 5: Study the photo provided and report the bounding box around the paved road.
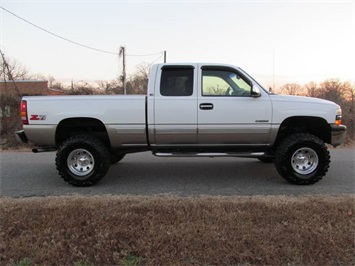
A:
[0,149,354,197]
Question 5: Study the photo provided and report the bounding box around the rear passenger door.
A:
[153,65,198,146]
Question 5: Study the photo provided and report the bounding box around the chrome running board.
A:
[154,152,265,158]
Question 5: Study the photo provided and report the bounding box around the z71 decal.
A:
[30,115,46,121]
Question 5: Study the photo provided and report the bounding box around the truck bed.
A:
[23,95,147,147]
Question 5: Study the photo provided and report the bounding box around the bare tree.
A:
[64,81,99,95]
[317,79,347,104]
[47,76,65,91]
[0,53,30,81]
[304,81,318,98]
[316,79,355,141]
[0,53,27,147]
[136,63,150,80]
[126,63,150,94]
[97,80,122,95]
[0,94,21,137]
[279,83,303,96]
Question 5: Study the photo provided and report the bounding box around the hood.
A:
[270,94,339,107]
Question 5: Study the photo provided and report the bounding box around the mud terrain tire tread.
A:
[56,134,110,187]
[274,133,330,185]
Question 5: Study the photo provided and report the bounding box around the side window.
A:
[202,70,252,96]
[160,68,193,96]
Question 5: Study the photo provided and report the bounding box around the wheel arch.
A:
[274,116,331,147]
[55,117,110,148]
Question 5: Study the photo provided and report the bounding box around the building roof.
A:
[0,80,49,96]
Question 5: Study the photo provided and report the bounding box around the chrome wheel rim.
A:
[67,149,94,177]
[291,147,318,175]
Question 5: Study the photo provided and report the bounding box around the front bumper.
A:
[330,124,347,147]
[15,130,28,143]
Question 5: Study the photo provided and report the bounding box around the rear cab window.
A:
[160,66,194,97]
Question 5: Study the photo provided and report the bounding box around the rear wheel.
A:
[56,134,110,186]
[274,133,330,185]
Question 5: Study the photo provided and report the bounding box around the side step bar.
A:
[32,147,57,153]
[154,152,265,158]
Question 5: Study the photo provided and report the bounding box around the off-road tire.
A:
[274,133,330,185]
[56,134,110,187]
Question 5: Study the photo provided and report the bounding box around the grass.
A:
[0,195,354,265]
[13,258,32,266]
[121,252,145,266]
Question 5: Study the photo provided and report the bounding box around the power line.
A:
[147,54,164,68]
[0,6,162,57]
[0,6,118,55]
[126,52,163,57]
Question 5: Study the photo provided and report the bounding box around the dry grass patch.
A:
[0,195,354,265]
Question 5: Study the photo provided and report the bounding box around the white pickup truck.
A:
[16,63,346,186]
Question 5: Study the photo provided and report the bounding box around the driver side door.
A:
[197,65,272,145]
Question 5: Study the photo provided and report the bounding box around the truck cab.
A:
[148,63,272,152]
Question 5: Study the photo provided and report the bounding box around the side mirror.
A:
[251,85,261,97]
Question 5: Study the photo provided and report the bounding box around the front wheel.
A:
[274,133,330,185]
[56,134,110,187]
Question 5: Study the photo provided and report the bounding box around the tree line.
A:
[60,64,149,96]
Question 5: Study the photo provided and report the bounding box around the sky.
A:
[0,0,354,89]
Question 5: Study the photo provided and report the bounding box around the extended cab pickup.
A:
[16,63,347,186]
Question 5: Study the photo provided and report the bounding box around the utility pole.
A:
[119,46,126,94]
[164,50,167,63]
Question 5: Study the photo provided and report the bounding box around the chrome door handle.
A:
[199,103,214,110]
